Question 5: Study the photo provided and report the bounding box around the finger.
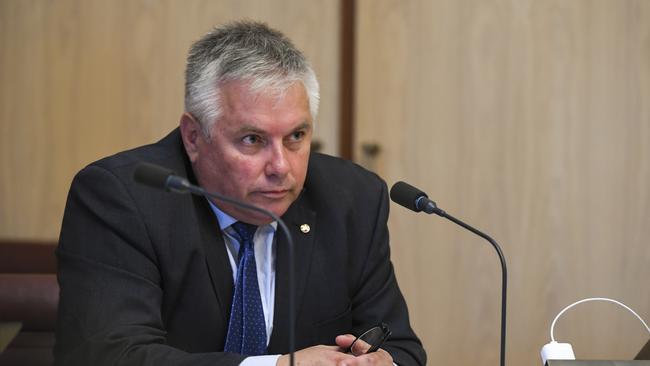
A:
[338,349,393,366]
[335,334,356,349]
[291,345,355,366]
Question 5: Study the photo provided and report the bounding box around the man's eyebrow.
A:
[236,124,265,134]
[235,121,312,134]
[292,122,312,131]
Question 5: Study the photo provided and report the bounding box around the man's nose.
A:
[265,144,290,178]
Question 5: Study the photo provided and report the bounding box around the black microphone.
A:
[133,163,192,193]
[390,181,508,366]
[389,181,445,215]
[133,162,296,366]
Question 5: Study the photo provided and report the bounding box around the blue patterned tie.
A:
[224,222,267,355]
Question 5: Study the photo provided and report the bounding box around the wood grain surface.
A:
[0,0,340,239]
[355,1,650,365]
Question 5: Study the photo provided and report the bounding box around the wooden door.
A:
[355,1,650,365]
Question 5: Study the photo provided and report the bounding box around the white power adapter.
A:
[540,341,575,365]
[540,297,650,365]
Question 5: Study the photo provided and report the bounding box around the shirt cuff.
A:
[239,354,282,366]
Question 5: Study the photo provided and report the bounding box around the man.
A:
[55,21,426,366]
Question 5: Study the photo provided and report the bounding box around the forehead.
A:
[216,80,312,131]
[221,80,309,111]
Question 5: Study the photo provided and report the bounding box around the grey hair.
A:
[184,21,320,135]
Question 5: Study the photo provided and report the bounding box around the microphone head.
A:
[390,181,428,212]
[133,162,175,190]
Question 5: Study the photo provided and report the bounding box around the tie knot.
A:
[231,222,258,245]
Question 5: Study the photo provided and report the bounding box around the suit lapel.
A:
[268,193,316,353]
[173,134,235,325]
[192,190,235,324]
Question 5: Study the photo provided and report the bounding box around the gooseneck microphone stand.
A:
[390,181,507,366]
[134,162,296,366]
[437,210,507,366]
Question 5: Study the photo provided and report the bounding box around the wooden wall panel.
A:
[356,0,650,365]
[0,0,340,239]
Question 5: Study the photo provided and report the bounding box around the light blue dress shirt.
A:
[208,201,397,366]
[208,201,281,366]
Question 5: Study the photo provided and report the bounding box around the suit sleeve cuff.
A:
[239,354,282,366]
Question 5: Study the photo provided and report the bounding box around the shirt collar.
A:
[207,200,278,232]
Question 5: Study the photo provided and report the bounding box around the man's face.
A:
[181,80,313,225]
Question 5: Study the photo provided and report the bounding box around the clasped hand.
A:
[276,334,394,366]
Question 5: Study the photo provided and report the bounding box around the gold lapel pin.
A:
[300,224,310,233]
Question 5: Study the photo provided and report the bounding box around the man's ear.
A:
[179,113,202,163]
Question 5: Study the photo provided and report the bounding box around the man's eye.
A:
[242,135,262,145]
[289,131,305,141]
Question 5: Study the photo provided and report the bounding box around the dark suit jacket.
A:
[55,129,426,366]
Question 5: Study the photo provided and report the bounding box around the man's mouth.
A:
[256,189,291,199]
